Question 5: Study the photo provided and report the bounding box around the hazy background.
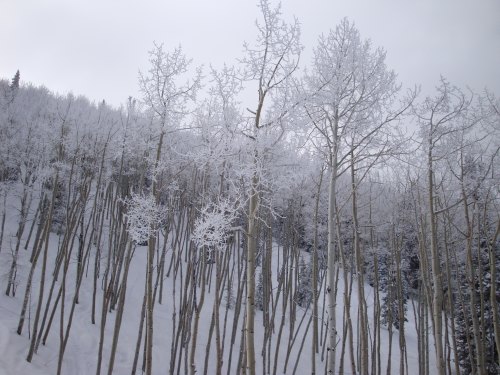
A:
[1,0,499,108]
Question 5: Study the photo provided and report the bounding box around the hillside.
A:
[1,2,499,372]
[0,181,433,374]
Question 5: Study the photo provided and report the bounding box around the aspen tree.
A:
[138,43,201,375]
[413,78,477,375]
[239,1,301,373]
[304,19,410,374]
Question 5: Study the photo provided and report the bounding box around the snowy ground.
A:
[0,185,435,374]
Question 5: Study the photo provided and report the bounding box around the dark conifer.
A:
[10,70,20,90]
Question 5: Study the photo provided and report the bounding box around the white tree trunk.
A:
[428,148,445,375]
[246,169,259,375]
[327,158,338,374]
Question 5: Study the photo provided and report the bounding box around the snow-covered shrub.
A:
[192,200,237,250]
[124,193,166,245]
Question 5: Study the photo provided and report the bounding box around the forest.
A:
[0,1,499,374]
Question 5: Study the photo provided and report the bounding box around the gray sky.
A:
[1,0,499,108]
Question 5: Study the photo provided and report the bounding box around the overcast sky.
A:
[1,0,499,108]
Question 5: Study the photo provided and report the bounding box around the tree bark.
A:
[245,168,259,375]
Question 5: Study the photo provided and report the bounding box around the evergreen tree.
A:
[255,270,264,311]
[380,265,409,330]
[10,70,20,90]
[454,203,500,374]
[455,239,500,375]
[295,256,313,308]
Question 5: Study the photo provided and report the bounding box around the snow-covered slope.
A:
[0,184,434,374]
